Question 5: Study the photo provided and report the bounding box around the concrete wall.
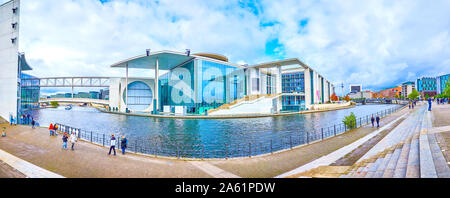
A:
[208,96,277,115]
[0,0,20,121]
[109,78,155,113]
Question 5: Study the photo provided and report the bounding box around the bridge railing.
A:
[54,104,407,159]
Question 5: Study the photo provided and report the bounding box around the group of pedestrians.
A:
[408,100,417,109]
[61,132,78,151]
[9,114,37,128]
[48,123,59,136]
[49,124,129,155]
[370,115,381,128]
[107,135,128,156]
[436,98,449,105]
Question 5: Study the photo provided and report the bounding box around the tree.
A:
[344,95,350,102]
[50,101,59,107]
[407,89,419,100]
[330,93,338,101]
[444,82,450,98]
[343,112,357,129]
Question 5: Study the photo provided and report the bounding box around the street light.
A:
[186,49,190,56]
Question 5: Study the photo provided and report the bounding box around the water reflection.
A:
[29,104,401,156]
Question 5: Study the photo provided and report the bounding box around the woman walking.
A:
[70,132,77,151]
[62,132,68,150]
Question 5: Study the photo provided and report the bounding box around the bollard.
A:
[334,125,336,136]
[103,134,105,146]
[90,131,93,142]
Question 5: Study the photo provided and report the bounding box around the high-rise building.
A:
[416,77,437,97]
[436,74,449,95]
[349,84,362,94]
[401,81,415,97]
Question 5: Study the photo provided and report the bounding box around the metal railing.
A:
[55,104,406,159]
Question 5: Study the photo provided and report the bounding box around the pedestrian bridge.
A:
[39,98,109,106]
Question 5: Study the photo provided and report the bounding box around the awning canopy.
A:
[19,53,32,71]
[248,58,310,70]
[110,50,194,70]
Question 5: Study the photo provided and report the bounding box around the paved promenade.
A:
[0,105,410,178]
[284,103,450,178]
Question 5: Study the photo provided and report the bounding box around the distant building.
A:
[401,81,415,98]
[89,91,100,99]
[436,74,449,95]
[349,84,362,94]
[416,77,437,98]
[348,91,373,99]
[379,86,401,98]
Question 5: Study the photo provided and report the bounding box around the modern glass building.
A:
[281,71,305,111]
[416,77,437,97]
[436,74,449,95]
[110,50,334,115]
[20,73,40,111]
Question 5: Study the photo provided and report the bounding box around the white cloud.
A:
[8,0,450,93]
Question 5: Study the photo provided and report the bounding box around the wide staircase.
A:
[297,106,450,178]
[207,93,282,115]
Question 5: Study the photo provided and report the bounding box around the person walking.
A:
[376,115,380,128]
[408,101,411,109]
[108,134,116,156]
[62,132,68,150]
[31,119,35,129]
[69,132,77,151]
[371,115,375,127]
[121,136,128,155]
[428,97,432,111]
[49,123,54,136]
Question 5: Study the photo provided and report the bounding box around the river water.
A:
[29,103,402,158]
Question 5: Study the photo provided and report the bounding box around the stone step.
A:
[382,147,403,178]
[364,159,380,178]
[419,111,438,178]
[373,153,393,178]
[428,133,450,178]
[405,136,420,178]
[393,137,412,178]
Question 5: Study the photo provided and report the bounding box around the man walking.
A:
[371,115,375,127]
[376,115,380,128]
[31,119,35,129]
[70,132,77,151]
[108,134,116,156]
[121,136,128,155]
[428,97,432,111]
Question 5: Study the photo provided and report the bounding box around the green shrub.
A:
[343,112,357,129]
[50,101,59,107]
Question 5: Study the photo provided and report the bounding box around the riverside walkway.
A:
[284,103,450,178]
[0,104,423,178]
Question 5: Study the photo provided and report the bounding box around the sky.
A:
[4,0,450,95]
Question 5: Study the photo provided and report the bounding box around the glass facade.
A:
[437,74,449,94]
[123,81,153,111]
[20,73,40,112]
[281,72,306,111]
[160,59,246,114]
[417,77,437,92]
[282,72,304,93]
